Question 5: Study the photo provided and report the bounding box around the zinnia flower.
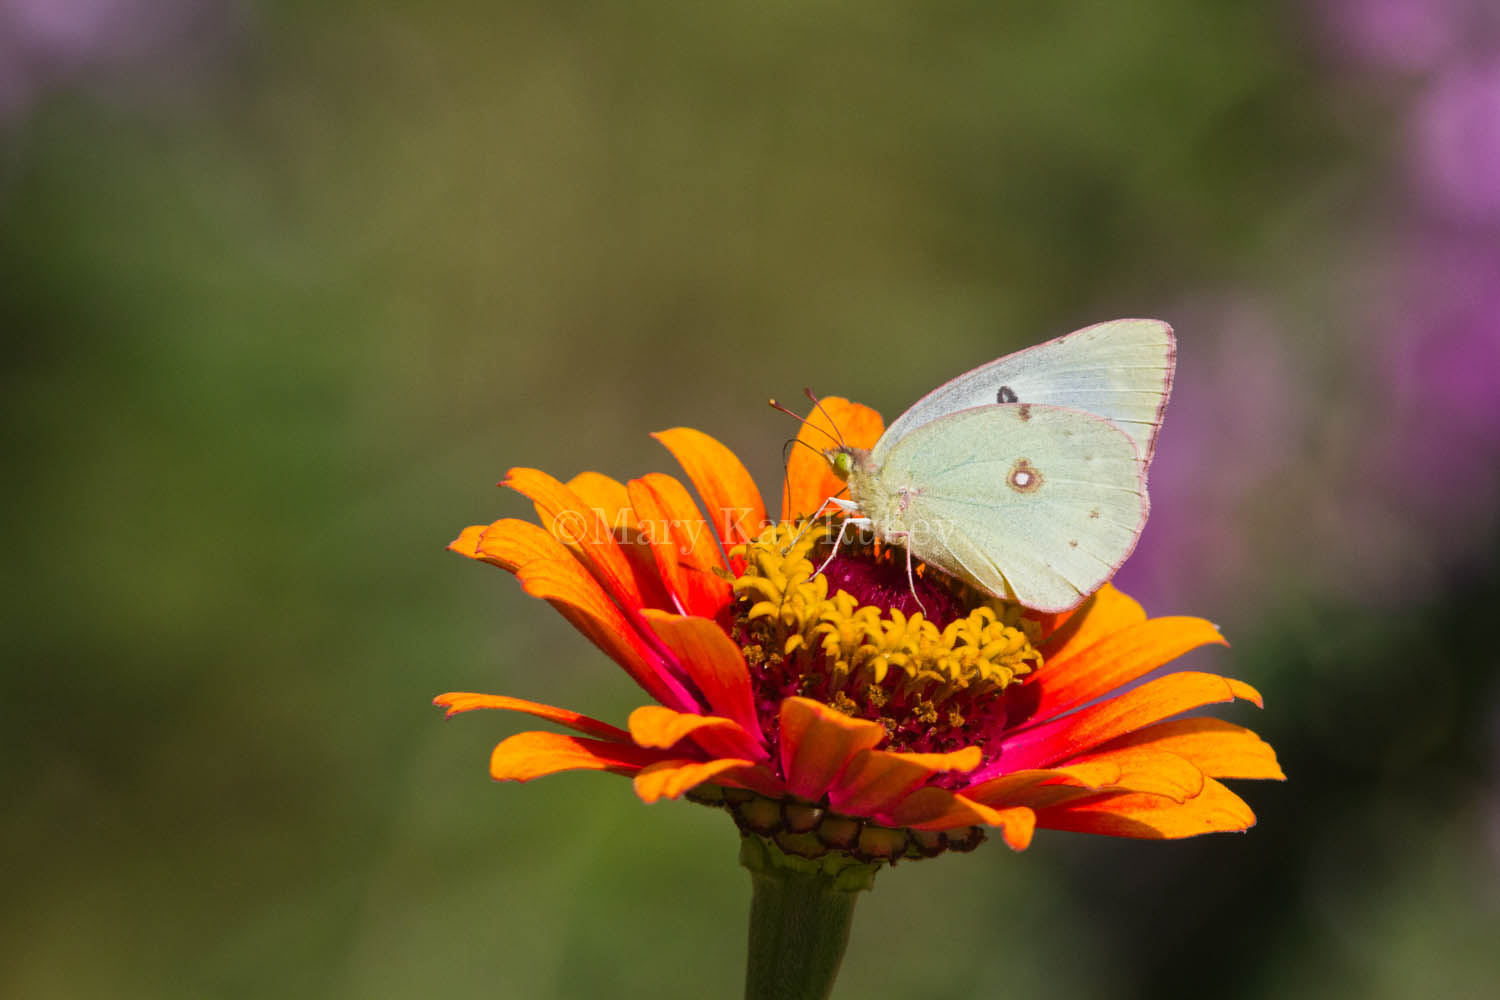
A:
[436,398,1282,860]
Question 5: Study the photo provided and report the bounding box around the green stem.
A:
[740,836,880,1000]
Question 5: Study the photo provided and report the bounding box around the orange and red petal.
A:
[567,471,676,612]
[652,427,768,548]
[1092,717,1286,781]
[503,467,651,613]
[488,730,674,782]
[627,474,733,618]
[881,787,1036,850]
[1026,615,1227,722]
[1034,777,1257,840]
[781,398,884,521]
[965,760,1130,809]
[459,518,696,711]
[993,671,1263,774]
[433,692,630,742]
[627,705,765,762]
[1034,584,1146,656]
[632,757,772,803]
[777,696,887,802]
[643,610,764,744]
[828,746,982,818]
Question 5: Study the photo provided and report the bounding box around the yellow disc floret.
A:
[729,522,1042,749]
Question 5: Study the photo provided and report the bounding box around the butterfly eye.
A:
[830,451,854,481]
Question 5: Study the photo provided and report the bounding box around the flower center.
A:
[728,522,1043,755]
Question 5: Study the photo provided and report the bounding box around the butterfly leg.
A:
[783,494,849,553]
[813,503,871,579]
[885,531,929,619]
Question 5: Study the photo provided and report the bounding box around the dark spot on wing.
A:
[996,385,1019,404]
[1018,403,1032,421]
[1069,540,1078,548]
[1008,459,1043,494]
[1089,508,1100,519]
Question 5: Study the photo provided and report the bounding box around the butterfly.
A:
[822,318,1175,614]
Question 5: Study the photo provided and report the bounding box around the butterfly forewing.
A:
[874,405,1147,613]
[872,318,1174,468]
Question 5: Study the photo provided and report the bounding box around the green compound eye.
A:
[830,450,854,481]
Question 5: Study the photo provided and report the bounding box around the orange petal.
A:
[1035,583,1146,656]
[652,427,768,547]
[628,705,761,761]
[467,519,694,710]
[829,746,982,817]
[777,696,886,801]
[1094,718,1285,781]
[1028,616,1228,721]
[997,672,1263,772]
[882,787,1036,849]
[643,610,763,745]
[566,471,634,531]
[965,760,1125,808]
[781,398,884,521]
[488,731,671,782]
[1034,776,1257,839]
[965,753,1203,810]
[450,518,548,572]
[1067,747,1204,803]
[450,524,499,564]
[504,467,649,612]
[628,474,733,617]
[433,692,630,742]
[633,757,760,803]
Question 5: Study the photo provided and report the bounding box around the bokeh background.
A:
[4,1,1499,997]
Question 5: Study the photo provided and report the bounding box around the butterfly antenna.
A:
[803,388,847,447]
[768,397,842,448]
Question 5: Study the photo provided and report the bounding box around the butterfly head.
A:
[828,448,856,482]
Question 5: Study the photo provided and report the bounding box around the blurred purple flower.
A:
[1115,303,1303,618]
[1413,58,1500,223]
[1320,0,1464,73]
[0,0,241,126]
[1364,234,1500,551]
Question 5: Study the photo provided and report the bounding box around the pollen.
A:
[729,523,1043,753]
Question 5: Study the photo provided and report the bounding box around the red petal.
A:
[996,672,1263,773]
[777,696,886,801]
[1034,777,1257,839]
[1027,616,1228,721]
[627,474,733,617]
[652,428,768,547]
[780,398,884,522]
[829,747,982,818]
[642,610,764,746]
[432,692,630,742]
[488,731,671,782]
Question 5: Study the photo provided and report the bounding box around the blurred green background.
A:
[4,1,1498,997]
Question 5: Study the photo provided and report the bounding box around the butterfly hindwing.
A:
[872,404,1146,613]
